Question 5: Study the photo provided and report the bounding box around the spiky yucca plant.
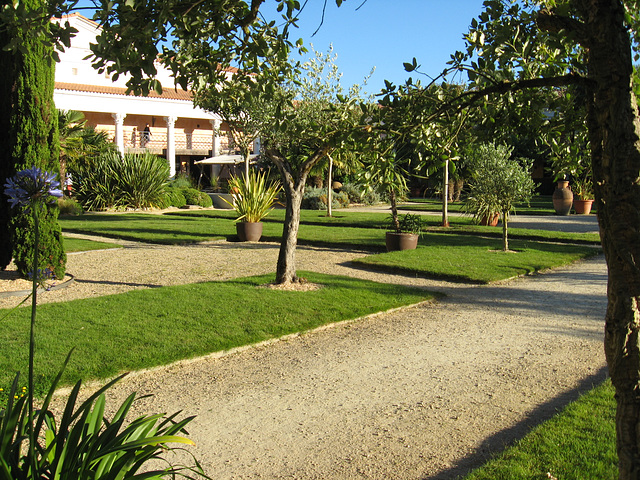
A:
[225,170,281,222]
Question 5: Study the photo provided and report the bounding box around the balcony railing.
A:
[124,132,218,151]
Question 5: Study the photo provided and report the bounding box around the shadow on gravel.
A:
[423,367,609,480]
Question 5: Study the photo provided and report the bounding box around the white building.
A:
[53,14,246,180]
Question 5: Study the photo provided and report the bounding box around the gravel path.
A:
[3,234,608,479]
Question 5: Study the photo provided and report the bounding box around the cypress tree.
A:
[0,0,66,279]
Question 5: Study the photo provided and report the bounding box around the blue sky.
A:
[284,0,488,94]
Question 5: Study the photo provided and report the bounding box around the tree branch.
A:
[449,73,591,117]
[536,9,590,47]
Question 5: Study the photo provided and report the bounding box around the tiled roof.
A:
[54,82,193,101]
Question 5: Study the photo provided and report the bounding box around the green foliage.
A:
[162,187,187,208]
[180,187,213,207]
[224,170,281,222]
[464,143,535,251]
[0,363,202,480]
[464,143,535,222]
[171,173,193,189]
[396,214,423,235]
[11,205,67,280]
[302,187,348,210]
[0,0,64,274]
[56,196,83,216]
[340,183,382,205]
[76,151,169,211]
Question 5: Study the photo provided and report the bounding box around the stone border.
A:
[0,273,75,299]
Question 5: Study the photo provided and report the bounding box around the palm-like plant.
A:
[224,170,281,223]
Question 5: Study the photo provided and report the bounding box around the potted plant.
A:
[224,170,281,241]
[572,175,594,214]
[385,213,422,251]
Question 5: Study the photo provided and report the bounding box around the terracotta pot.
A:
[385,232,419,252]
[552,180,573,216]
[573,199,594,215]
[236,222,263,242]
[480,213,500,227]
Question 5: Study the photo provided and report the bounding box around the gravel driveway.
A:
[3,233,608,479]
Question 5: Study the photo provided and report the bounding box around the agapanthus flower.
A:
[4,166,62,209]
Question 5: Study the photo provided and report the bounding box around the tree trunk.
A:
[266,147,331,284]
[326,154,333,217]
[276,179,304,284]
[501,211,508,252]
[442,159,450,227]
[389,189,400,232]
[584,1,640,478]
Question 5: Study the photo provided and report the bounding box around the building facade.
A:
[53,14,240,180]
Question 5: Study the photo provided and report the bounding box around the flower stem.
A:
[28,208,39,479]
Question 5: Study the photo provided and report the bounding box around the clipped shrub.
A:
[166,188,188,208]
[180,187,213,207]
[77,151,169,210]
[57,197,83,215]
[11,205,67,280]
[302,186,344,210]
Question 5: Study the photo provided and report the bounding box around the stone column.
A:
[112,113,127,154]
[165,116,177,178]
[211,118,221,156]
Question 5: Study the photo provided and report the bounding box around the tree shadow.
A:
[421,368,609,480]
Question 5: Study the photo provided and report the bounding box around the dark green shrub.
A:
[57,197,83,215]
[77,152,169,210]
[180,187,212,207]
[117,153,170,209]
[160,187,187,208]
[11,206,67,280]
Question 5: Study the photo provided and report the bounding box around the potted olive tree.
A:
[464,143,535,251]
[224,170,281,241]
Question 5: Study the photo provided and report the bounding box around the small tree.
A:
[464,143,535,251]
[260,46,365,284]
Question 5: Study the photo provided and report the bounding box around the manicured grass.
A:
[462,380,616,480]
[0,272,435,396]
[60,213,232,244]
[404,196,561,216]
[60,210,601,248]
[63,237,122,253]
[351,234,600,283]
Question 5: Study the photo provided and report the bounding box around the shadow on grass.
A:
[423,367,609,480]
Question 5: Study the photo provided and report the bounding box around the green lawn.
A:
[0,272,435,396]
[352,234,600,283]
[462,380,616,480]
[59,211,601,283]
[15,209,612,478]
[64,237,122,253]
[404,195,567,216]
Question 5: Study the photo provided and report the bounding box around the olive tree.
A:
[464,143,535,251]
[259,46,365,284]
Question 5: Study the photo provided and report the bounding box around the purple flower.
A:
[4,166,63,208]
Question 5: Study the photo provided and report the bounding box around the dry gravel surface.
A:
[2,234,608,479]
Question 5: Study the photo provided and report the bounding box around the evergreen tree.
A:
[0,0,66,279]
